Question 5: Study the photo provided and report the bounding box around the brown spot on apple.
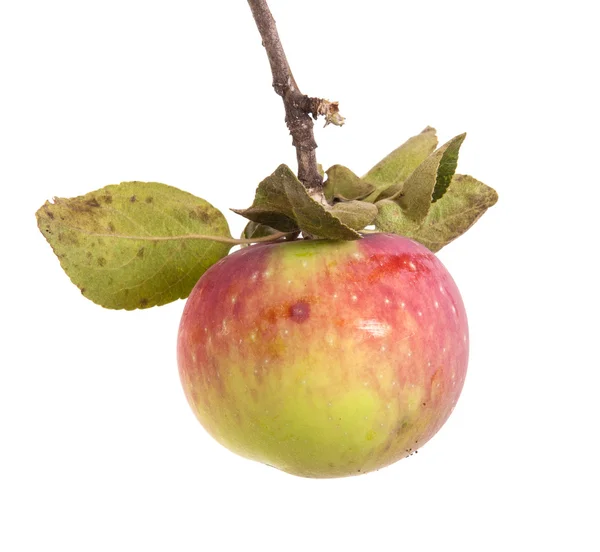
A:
[289,301,310,323]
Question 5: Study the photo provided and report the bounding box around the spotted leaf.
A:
[36,182,233,310]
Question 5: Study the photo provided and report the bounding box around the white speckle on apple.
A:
[407,350,412,357]
[333,292,338,299]
[231,296,237,304]
[254,369,258,374]
[378,373,384,379]
[427,361,432,367]
[302,379,307,385]
[250,332,257,342]
[384,297,391,305]
[408,261,416,271]
[302,260,308,268]
[387,403,391,409]
[287,280,292,285]
[251,272,258,281]
[434,300,439,308]
[204,327,208,333]
[452,305,457,315]
[380,345,386,352]
[357,319,391,337]
[351,294,358,302]
[363,382,369,387]
[417,311,423,317]
[283,329,289,336]
[401,302,406,309]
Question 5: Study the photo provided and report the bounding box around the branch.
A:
[247,0,345,194]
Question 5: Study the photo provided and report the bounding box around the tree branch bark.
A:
[247,0,344,194]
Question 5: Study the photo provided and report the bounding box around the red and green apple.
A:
[177,233,468,478]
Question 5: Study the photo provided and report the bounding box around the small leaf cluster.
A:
[236,127,497,250]
[36,127,497,310]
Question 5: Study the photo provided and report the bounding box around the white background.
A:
[1,1,598,550]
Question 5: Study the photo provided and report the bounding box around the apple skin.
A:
[177,233,468,478]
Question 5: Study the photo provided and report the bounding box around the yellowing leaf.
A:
[36,182,232,310]
[375,174,498,252]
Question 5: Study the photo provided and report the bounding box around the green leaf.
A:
[241,221,282,241]
[36,182,233,310]
[231,166,300,232]
[234,165,361,240]
[362,127,438,203]
[432,133,466,203]
[231,207,299,233]
[374,174,498,252]
[324,165,375,202]
[396,133,466,223]
[329,200,378,230]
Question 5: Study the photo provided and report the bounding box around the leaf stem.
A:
[82,230,295,245]
[246,0,344,193]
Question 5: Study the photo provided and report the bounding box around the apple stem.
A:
[247,0,345,194]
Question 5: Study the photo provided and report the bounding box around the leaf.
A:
[432,133,466,203]
[231,166,300,232]
[396,133,466,223]
[241,221,282,241]
[234,165,360,240]
[231,207,299,233]
[329,200,378,230]
[374,174,498,252]
[362,127,438,203]
[36,182,233,310]
[324,165,375,202]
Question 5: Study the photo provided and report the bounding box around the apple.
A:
[177,233,468,478]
